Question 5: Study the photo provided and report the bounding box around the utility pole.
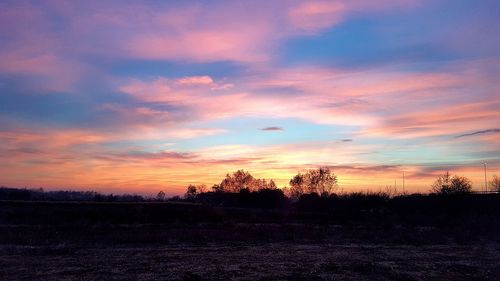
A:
[484,162,487,193]
[402,171,405,194]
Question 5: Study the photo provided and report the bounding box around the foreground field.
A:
[1,243,499,281]
[1,200,500,280]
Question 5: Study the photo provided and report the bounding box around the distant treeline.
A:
[2,168,499,209]
[181,168,500,211]
[0,187,145,202]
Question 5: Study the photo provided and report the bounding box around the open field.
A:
[1,200,500,280]
[2,243,500,281]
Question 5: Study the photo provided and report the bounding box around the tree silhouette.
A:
[490,175,500,192]
[211,184,224,192]
[220,170,255,192]
[219,170,277,192]
[307,167,338,196]
[156,190,166,201]
[289,173,307,199]
[431,171,452,194]
[289,167,338,198]
[197,184,207,193]
[268,179,277,190]
[431,172,472,194]
[185,184,197,199]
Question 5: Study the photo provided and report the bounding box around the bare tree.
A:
[197,184,207,193]
[156,190,166,201]
[307,167,338,196]
[220,170,255,192]
[490,175,500,192]
[219,170,278,192]
[431,171,452,194]
[185,184,197,199]
[267,179,277,190]
[431,172,472,194]
[289,167,339,198]
[289,173,307,199]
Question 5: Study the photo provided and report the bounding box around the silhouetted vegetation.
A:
[430,172,472,194]
[156,190,166,201]
[184,184,198,200]
[1,168,498,239]
[197,188,287,209]
[288,167,338,199]
[0,168,492,214]
[491,174,500,192]
[0,187,145,202]
[218,169,277,192]
[2,192,500,246]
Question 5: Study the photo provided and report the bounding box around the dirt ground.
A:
[1,243,499,281]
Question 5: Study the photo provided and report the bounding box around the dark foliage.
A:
[2,193,500,246]
[238,188,288,209]
[0,187,144,202]
[196,188,287,209]
[297,192,390,215]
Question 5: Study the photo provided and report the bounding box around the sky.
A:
[1,0,499,195]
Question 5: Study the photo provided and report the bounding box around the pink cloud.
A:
[117,60,482,129]
[110,57,499,159]
[4,1,418,65]
[0,0,423,88]
[176,76,214,86]
[367,101,500,139]
[288,1,345,33]
[0,3,84,91]
[126,28,273,63]
[119,72,377,126]
[120,76,211,103]
[164,128,227,139]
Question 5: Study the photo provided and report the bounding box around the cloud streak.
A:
[455,129,500,139]
[260,127,283,131]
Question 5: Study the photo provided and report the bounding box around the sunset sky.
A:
[1,0,499,195]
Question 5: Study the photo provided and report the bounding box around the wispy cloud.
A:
[455,129,500,139]
[176,76,214,86]
[260,127,283,131]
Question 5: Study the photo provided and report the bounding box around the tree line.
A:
[172,168,500,212]
[183,168,500,200]
[183,167,339,201]
[1,168,499,203]
[0,187,145,202]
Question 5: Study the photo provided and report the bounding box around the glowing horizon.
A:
[1,0,499,196]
